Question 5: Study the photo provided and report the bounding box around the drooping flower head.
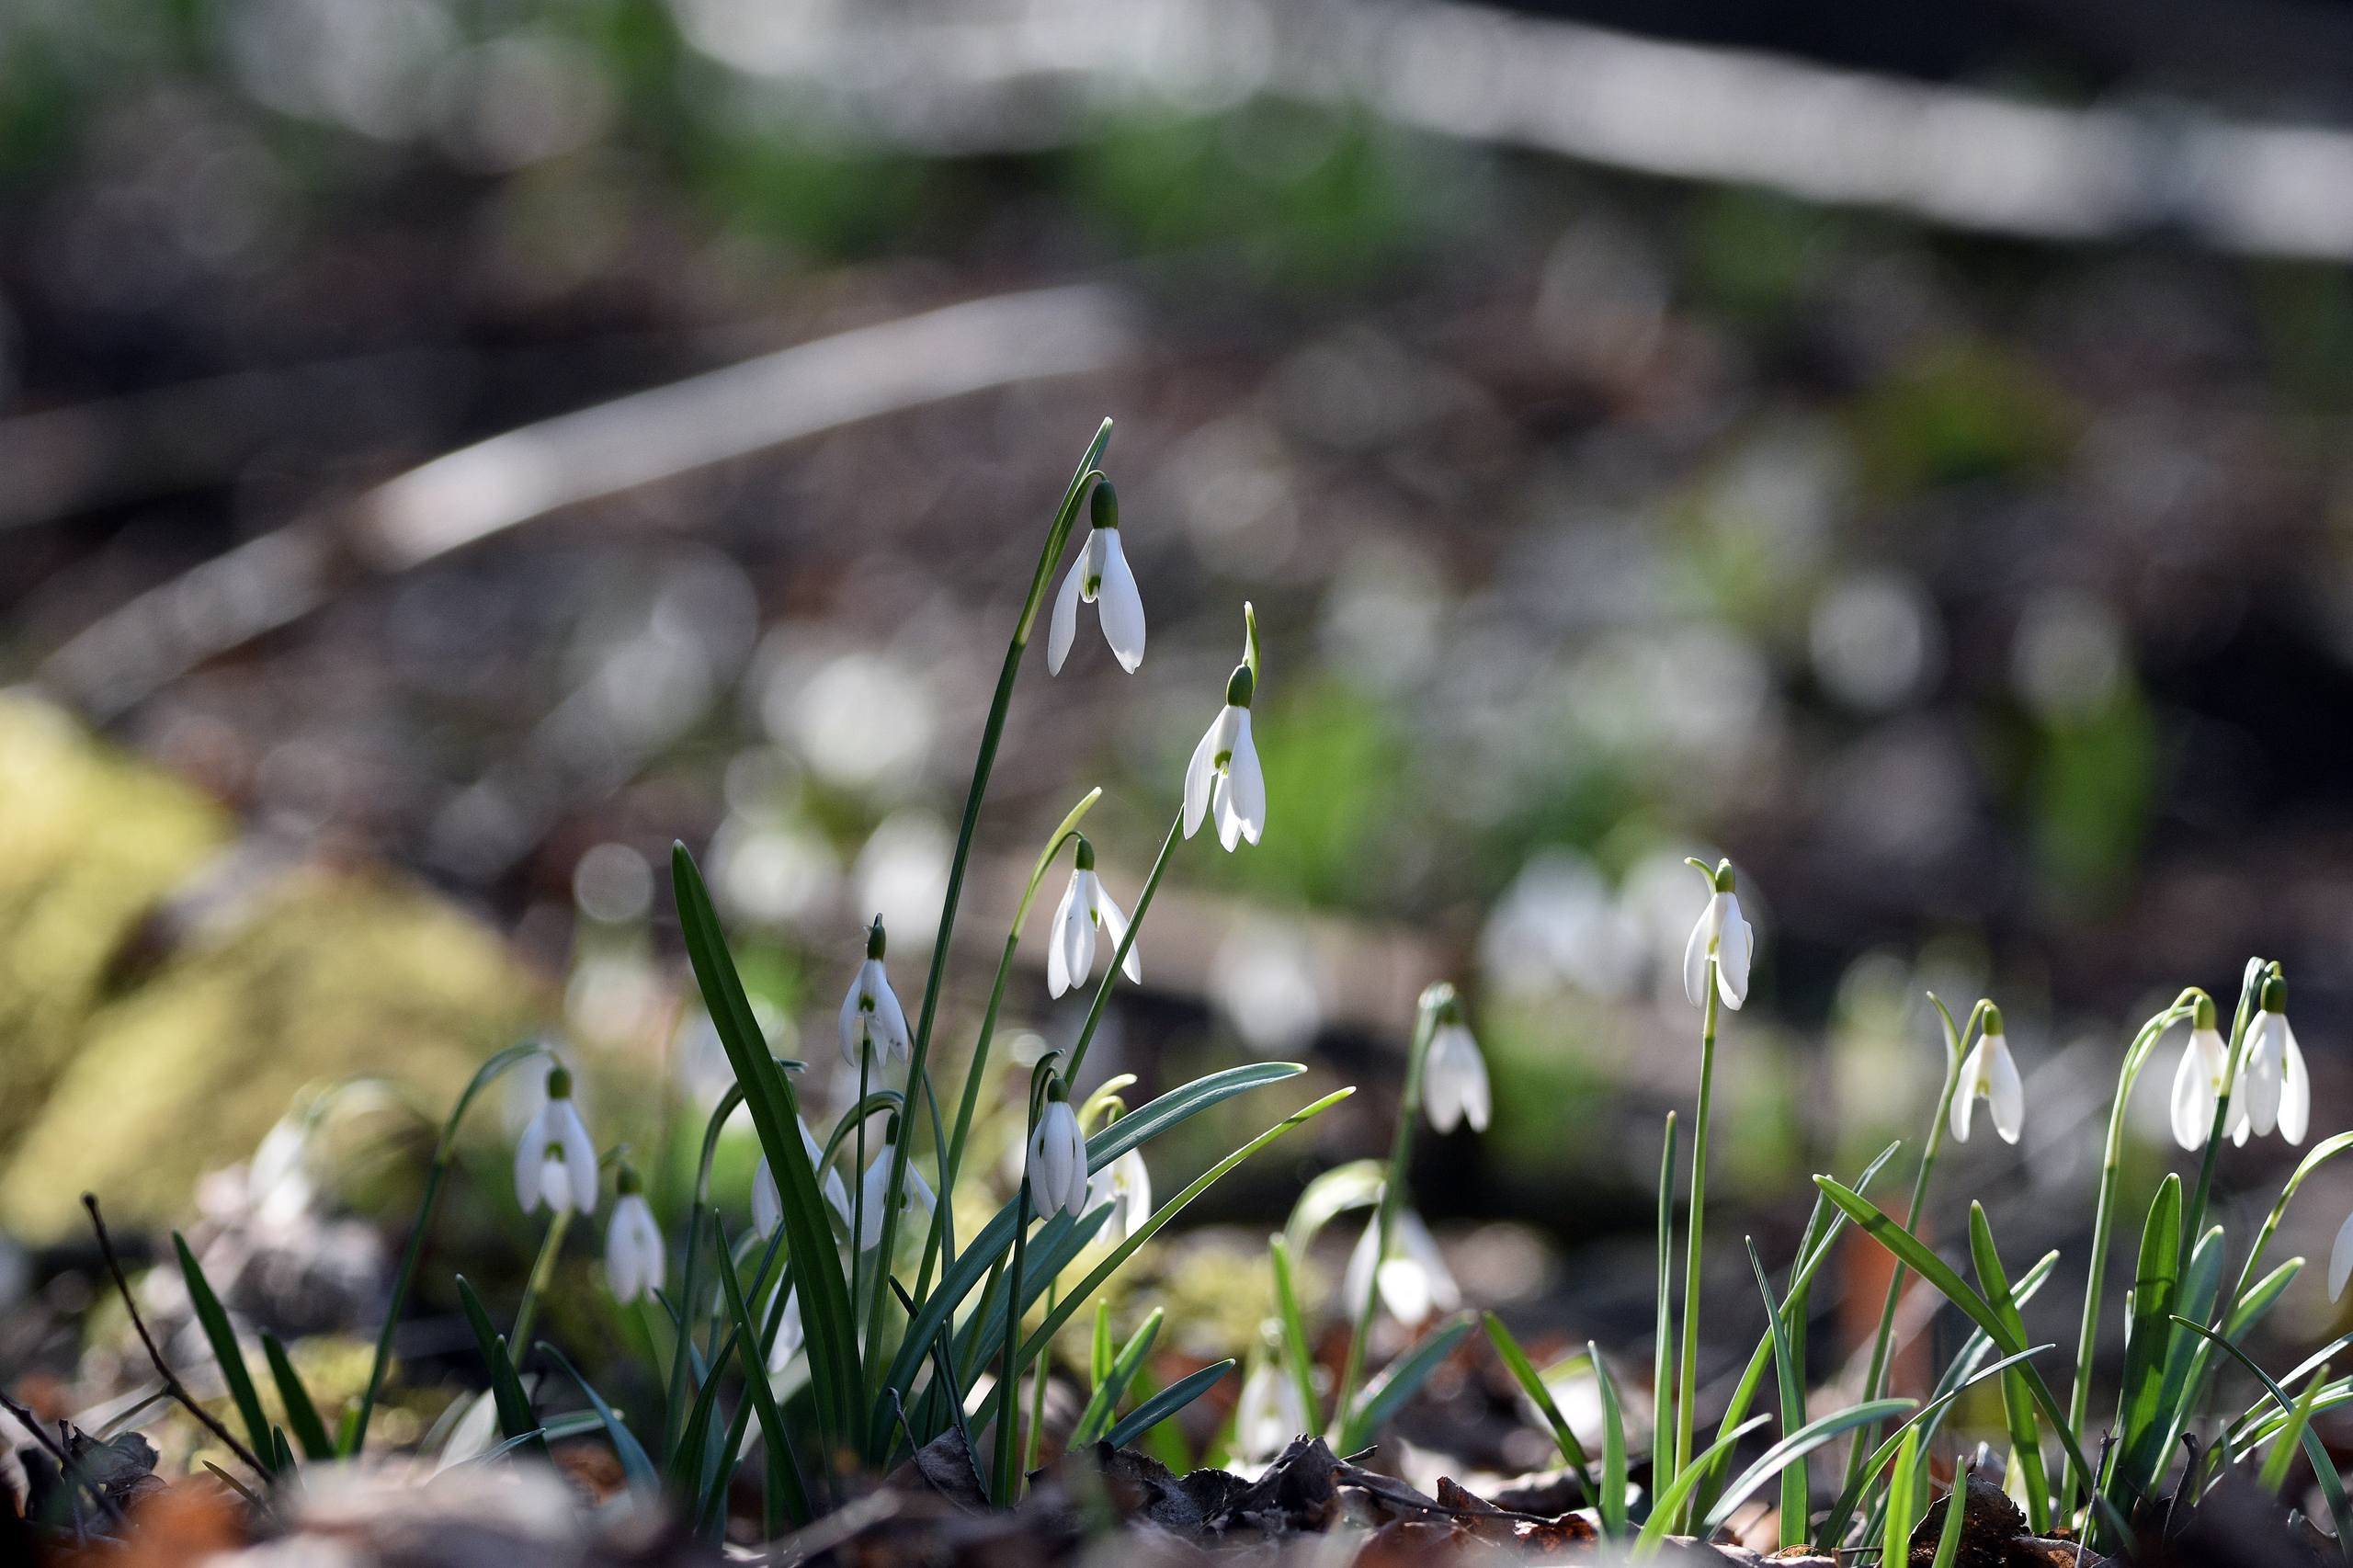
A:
[754,1115,852,1239]
[604,1163,665,1304]
[1680,859,1752,1011]
[1086,1148,1152,1246]
[1027,1087,1092,1221]
[1183,661,1266,852]
[1344,1210,1460,1329]
[1234,1358,1309,1465]
[856,1118,934,1251]
[1949,1005,2023,1145]
[514,1063,597,1216]
[1048,836,1142,998]
[2234,973,2306,1146]
[1048,480,1146,675]
[1423,996,1491,1135]
[839,916,912,1068]
[2169,994,2231,1152]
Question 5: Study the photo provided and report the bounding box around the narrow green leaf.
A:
[1091,1300,1114,1392]
[174,1233,275,1470]
[1346,1315,1474,1452]
[665,1322,743,1498]
[1269,1235,1322,1438]
[1279,1160,1385,1260]
[1883,1426,1921,1565]
[1484,1312,1595,1494]
[1821,1344,2053,1548]
[1928,1464,1971,1568]
[1965,1203,2048,1531]
[2178,1313,2353,1553]
[674,845,860,1443]
[1745,1241,1808,1546]
[1072,1309,1164,1449]
[1631,1415,1770,1558]
[2261,1362,2331,1494]
[1653,1112,1677,1479]
[260,1335,333,1462]
[710,1234,813,1527]
[453,1276,543,1457]
[1106,1359,1234,1449]
[2115,1174,2183,1496]
[1591,1342,1629,1539]
[2231,1258,2305,1338]
[537,1342,659,1494]
[1703,1399,1913,1535]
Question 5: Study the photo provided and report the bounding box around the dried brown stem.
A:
[79,1194,269,1480]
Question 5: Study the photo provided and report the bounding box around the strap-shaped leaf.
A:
[1966,1204,2048,1530]
[1591,1341,1630,1539]
[454,1276,544,1457]
[2170,1316,2353,1550]
[710,1232,813,1527]
[537,1343,659,1494]
[1106,1359,1234,1449]
[2114,1174,2183,1497]
[1073,1309,1165,1448]
[875,1060,1310,1431]
[1745,1242,1811,1545]
[1632,1415,1770,1558]
[174,1233,275,1470]
[1485,1312,1594,1494]
[1822,1344,2052,1544]
[1813,1176,2124,1551]
[1702,1398,1913,1535]
[675,844,860,1445]
[1346,1313,1473,1449]
[261,1334,333,1462]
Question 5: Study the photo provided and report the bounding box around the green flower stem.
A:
[995,1058,1063,1504]
[1026,1283,1055,1473]
[1822,998,1976,1548]
[852,1046,872,1321]
[1653,1111,1678,1492]
[347,1040,551,1454]
[1671,974,1721,1522]
[1329,984,1451,1445]
[863,423,1111,1388]
[2057,992,2199,1522]
[509,1205,573,1364]
[1056,812,1183,1093]
[915,790,1102,1306]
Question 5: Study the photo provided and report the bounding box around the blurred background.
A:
[12,0,2353,1477]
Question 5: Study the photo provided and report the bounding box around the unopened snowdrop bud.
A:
[1680,860,1753,1011]
[1344,1210,1460,1329]
[1234,1358,1308,1464]
[1949,1006,2023,1145]
[2169,994,2230,1152]
[1423,999,1491,1135]
[857,1119,934,1251]
[1182,663,1267,852]
[754,1117,852,1239]
[839,917,912,1067]
[604,1165,665,1304]
[1027,1090,1092,1220]
[1086,1148,1152,1245]
[2237,975,2307,1146]
[1047,838,1142,999]
[514,1064,598,1216]
[1048,481,1146,675]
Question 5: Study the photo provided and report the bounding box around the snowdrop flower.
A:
[839,916,912,1068]
[513,1064,597,1216]
[1047,838,1142,998]
[1027,1093,1092,1220]
[2234,974,2306,1146]
[1183,663,1266,852]
[2169,994,2232,1152]
[1680,860,1752,1010]
[604,1165,665,1304]
[1048,481,1145,675]
[857,1123,934,1251]
[754,1117,852,1239]
[1234,1359,1308,1464]
[763,1280,805,1374]
[1949,1006,2023,1145]
[1423,1002,1490,1134]
[1344,1210,1460,1329]
[1087,1148,1152,1245]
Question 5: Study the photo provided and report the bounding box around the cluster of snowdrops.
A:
[117,425,2353,1566]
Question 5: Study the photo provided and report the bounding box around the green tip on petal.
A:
[1982,1002,2005,1036]
[2262,974,2287,1014]
[1225,663,1256,708]
[867,915,887,960]
[1091,479,1119,530]
[546,1063,574,1099]
[1712,858,1737,893]
[1074,836,1097,871]
[1241,602,1260,686]
[1422,981,1462,1023]
[2194,993,2217,1030]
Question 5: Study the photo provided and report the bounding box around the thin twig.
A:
[80,1194,269,1479]
[0,1390,126,1524]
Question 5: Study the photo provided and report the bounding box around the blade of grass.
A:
[2260,1362,2331,1495]
[173,1234,275,1470]
[1965,1203,2049,1532]
[1883,1426,1921,1566]
[1929,1462,1971,1568]
[1072,1309,1165,1448]
[537,1343,659,1494]
[2170,1316,2353,1555]
[1345,1313,1473,1451]
[1631,1415,1769,1558]
[453,1276,543,1457]
[1745,1241,1810,1548]
[1819,1344,2053,1549]
[711,1230,813,1527]
[1484,1312,1596,1496]
[259,1335,332,1463]
[1592,1341,1630,1539]
[1654,1111,1677,1485]
[1701,1399,1913,1536]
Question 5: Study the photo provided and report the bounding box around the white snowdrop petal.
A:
[2280,1023,2309,1144]
[2245,1017,2282,1137]
[541,1153,575,1215]
[1183,718,1220,840]
[1047,872,1083,998]
[870,963,913,1062]
[1986,1037,2024,1144]
[1047,558,1084,676]
[1228,712,1266,846]
[753,1159,782,1239]
[2170,1042,2213,1152]
[2332,1210,2353,1301]
[1681,905,1711,1009]
[1715,898,1753,1009]
[513,1106,551,1212]
[557,1104,599,1214]
[838,980,866,1066]
[1949,1040,1984,1143]
[1066,871,1099,994]
[1097,532,1146,673]
[1094,882,1141,984]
